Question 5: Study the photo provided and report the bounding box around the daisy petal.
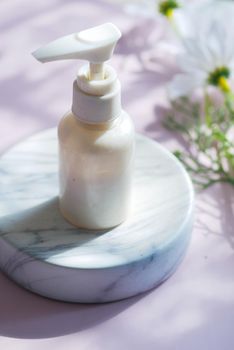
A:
[168,73,204,100]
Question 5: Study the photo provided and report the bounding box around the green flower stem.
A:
[164,96,234,190]
[204,90,212,127]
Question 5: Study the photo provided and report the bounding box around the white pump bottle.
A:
[33,23,135,230]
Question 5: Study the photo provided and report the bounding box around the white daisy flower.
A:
[155,0,204,20]
[168,2,234,99]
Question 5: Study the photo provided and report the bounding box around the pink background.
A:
[0,1,234,349]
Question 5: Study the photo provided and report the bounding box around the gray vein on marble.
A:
[0,128,194,302]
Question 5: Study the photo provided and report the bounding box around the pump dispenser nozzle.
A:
[32,23,121,81]
[33,23,122,123]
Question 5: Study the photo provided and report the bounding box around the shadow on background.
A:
[195,183,234,249]
[0,269,143,339]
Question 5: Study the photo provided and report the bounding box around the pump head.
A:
[32,23,121,80]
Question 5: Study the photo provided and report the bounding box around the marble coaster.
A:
[0,129,194,303]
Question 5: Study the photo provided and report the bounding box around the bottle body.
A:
[58,111,135,230]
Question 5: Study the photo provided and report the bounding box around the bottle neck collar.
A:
[72,66,122,124]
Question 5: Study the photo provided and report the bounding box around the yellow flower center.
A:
[218,76,231,93]
[158,1,179,19]
[166,8,174,19]
[207,66,231,93]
